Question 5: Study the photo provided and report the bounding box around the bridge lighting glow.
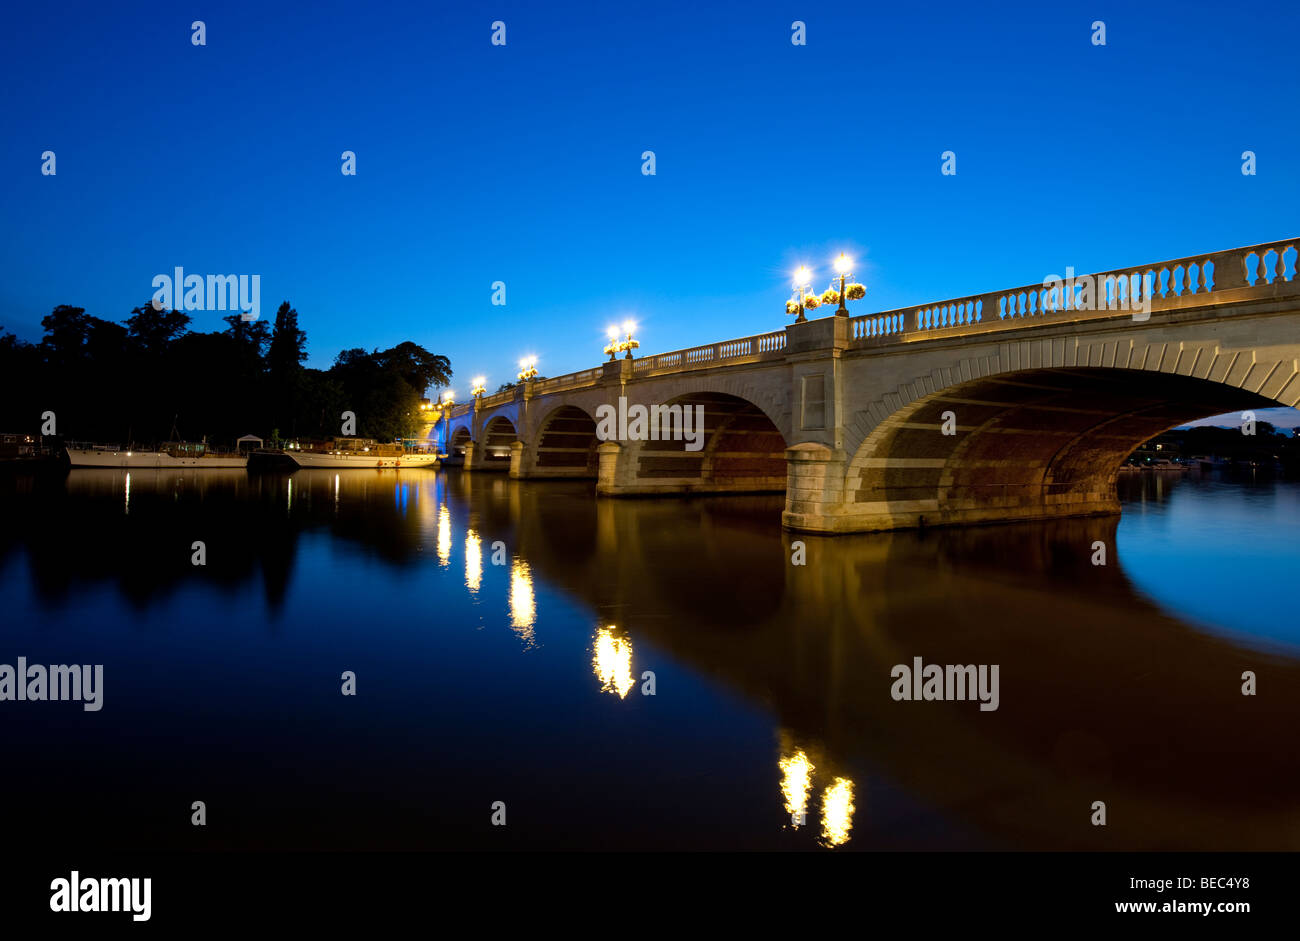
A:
[793,265,812,287]
[517,356,539,381]
[607,325,620,340]
[436,505,451,567]
[509,558,536,646]
[592,625,635,698]
[779,750,814,827]
[465,528,482,593]
[471,376,486,396]
[820,777,855,847]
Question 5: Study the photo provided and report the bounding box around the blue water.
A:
[0,467,1296,851]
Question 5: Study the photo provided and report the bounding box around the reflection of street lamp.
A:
[790,265,812,323]
[518,357,538,381]
[833,253,853,316]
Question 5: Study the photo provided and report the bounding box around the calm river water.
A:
[1,467,1297,851]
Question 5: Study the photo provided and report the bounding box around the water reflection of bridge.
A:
[443,471,1300,851]
[21,468,1300,849]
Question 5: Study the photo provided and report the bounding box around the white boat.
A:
[66,442,249,468]
[289,451,439,469]
[287,438,439,469]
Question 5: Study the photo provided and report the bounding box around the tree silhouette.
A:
[0,300,452,446]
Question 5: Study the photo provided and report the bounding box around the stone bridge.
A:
[440,237,1300,533]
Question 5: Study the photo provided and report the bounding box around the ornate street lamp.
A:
[471,376,486,397]
[833,253,854,316]
[603,321,640,360]
[788,265,813,323]
[518,356,538,382]
[619,319,639,359]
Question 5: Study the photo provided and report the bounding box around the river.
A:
[0,467,1296,850]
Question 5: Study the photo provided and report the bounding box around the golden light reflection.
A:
[124,473,131,515]
[820,777,855,847]
[465,529,482,592]
[779,751,814,827]
[436,505,451,566]
[509,558,536,646]
[592,626,635,698]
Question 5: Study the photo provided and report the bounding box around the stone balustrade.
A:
[533,367,603,394]
[849,237,1299,347]
[632,330,787,377]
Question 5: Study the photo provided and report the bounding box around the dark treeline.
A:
[1144,423,1300,464]
[0,302,451,445]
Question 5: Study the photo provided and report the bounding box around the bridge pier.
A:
[595,440,629,495]
[509,440,528,478]
[782,443,850,531]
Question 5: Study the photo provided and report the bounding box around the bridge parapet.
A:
[631,330,787,377]
[532,367,603,395]
[849,237,1299,348]
[478,389,516,409]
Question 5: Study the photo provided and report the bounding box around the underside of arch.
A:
[531,405,599,478]
[479,417,517,469]
[824,368,1280,531]
[600,392,788,494]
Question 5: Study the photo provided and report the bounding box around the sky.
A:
[1,0,1298,424]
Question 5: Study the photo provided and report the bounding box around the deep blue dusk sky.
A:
[2,0,1298,409]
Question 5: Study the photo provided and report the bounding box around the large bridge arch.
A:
[784,335,1296,531]
[841,337,1300,463]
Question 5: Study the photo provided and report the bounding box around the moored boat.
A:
[65,441,249,468]
[286,438,438,469]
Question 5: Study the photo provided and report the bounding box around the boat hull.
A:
[66,449,248,468]
[288,452,439,469]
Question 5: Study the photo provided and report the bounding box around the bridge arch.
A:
[529,404,600,477]
[479,415,518,470]
[623,372,792,443]
[600,390,789,494]
[832,355,1290,531]
[449,426,472,456]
